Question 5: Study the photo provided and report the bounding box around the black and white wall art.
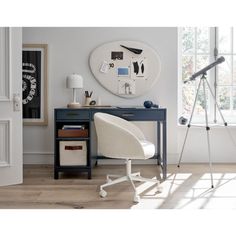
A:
[22,44,48,125]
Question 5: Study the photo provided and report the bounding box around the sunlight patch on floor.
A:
[130,199,165,209]
[164,173,193,180]
[131,171,236,209]
[201,173,236,179]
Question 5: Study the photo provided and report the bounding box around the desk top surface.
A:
[55,106,166,122]
[55,106,166,111]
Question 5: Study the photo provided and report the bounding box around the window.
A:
[216,28,236,120]
[178,27,236,123]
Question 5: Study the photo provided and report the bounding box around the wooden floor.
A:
[1,163,236,209]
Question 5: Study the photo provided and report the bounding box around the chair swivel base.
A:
[99,159,162,203]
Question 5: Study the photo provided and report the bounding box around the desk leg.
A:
[88,170,92,179]
[157,121,161,165]
[54,169,59,179]
[162,121,167,180]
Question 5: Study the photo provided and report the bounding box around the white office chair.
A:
[94,112,162,203]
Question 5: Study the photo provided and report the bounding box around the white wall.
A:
[23,27,236,165]
[22,27,178,164]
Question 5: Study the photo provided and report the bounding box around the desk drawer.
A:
[56,110,90,120]
[91,109,165,121]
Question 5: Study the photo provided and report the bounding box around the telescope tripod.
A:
[178,73,236,188]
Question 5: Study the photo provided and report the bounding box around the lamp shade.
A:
[66,74,83,89]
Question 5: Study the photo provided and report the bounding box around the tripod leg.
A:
[205,79,236,147]
[177,128,190,168]
[202,79,214,188]
[178,79,202,167]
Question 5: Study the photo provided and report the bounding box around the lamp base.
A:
[67,102,81,108]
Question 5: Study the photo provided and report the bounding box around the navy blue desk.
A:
[54,107,167,180]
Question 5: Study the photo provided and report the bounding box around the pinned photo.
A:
[100,61,109,73]
[118,79,135,95]
[111,51,123,60]
[117,67,129,77]
[131,57,148,79]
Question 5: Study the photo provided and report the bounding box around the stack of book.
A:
[62,125,85,130]
[58,125,88,138]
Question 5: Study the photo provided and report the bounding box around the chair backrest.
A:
[94,112,146,159]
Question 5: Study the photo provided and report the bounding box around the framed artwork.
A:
[22,44,48,125]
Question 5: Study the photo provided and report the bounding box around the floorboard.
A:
[0,164,236,209]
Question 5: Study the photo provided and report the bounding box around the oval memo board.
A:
[89,41,161,98]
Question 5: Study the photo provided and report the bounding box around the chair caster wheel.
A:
[157,185,163,193]
[99,189,107,198]
[133,194,140,203]
[106,178,112,183]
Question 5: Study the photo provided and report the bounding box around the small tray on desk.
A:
[116,106,144,109]
[82,105,112,108]
[58,129,88,138]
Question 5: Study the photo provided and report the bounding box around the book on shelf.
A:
[62,125,85,130]
[58,128,88,138]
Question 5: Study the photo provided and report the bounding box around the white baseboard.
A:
[23,152,54,164]
[23,151,236,165]
[24,152,236,166]
[98,159,156,165]
[23,152,179,165]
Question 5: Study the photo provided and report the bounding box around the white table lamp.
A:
[66,74,83,108]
